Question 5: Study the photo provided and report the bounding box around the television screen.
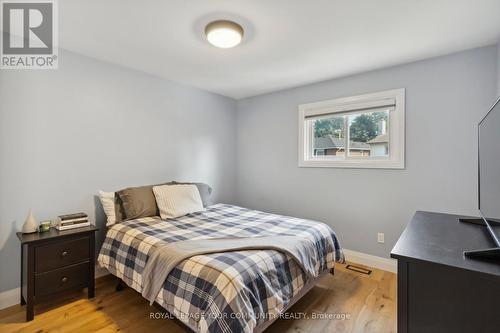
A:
[479,98,500,222]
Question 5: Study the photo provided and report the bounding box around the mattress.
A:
[98,204,344,333]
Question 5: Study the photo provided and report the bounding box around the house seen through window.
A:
[312,110,389,158]
[298,89,405,169]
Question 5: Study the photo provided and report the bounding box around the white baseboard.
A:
[0,287,20,310]
[0,265,110,310]
[343,249,397,273]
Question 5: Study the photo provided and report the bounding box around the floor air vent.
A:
[346,264,372,275]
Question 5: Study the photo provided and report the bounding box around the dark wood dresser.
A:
[391,211,500,333]
[16,226,98,321]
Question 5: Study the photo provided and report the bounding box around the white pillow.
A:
[99,190,117,226]
[153,184,204,219]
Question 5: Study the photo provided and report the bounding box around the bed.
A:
[98,203,344,333]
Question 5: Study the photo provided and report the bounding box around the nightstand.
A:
[16,225,98,321]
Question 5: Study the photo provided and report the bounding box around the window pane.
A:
[348,110,389,157]
[312,115,346,157]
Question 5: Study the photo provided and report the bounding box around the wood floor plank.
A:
[0,263,396,333]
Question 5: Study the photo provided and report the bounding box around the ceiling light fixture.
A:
[205,20,244,48]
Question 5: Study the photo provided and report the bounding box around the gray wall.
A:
[0,50,237,292]
[497,42,500,95]
[236,46,498,259]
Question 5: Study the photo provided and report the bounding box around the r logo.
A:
[1,0,57,69]
[2,2,53,54]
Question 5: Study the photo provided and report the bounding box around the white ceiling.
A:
[60,0,500,99]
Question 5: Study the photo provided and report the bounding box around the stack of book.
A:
[56,212,90,231]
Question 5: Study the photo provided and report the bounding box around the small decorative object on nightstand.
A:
[22,209,38,234]
[39,221,51,233]
[16,224,98,321]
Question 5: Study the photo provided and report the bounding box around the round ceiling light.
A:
[205,20,244,48]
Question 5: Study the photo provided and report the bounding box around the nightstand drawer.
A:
[35,237,90,272]
[35,262,89,297]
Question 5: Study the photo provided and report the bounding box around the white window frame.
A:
[298,88,405,169]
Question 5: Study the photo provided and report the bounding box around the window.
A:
[298,89,405,169]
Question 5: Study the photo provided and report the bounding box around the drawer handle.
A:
[61,277,68,283]
[61,251,68,257]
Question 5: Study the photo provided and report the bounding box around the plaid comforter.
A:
[98,204,344,333]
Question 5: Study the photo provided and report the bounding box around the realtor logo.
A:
[1,0,58,69]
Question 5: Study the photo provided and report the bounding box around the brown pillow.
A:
[117,182,174,220]
[114,193,126,223]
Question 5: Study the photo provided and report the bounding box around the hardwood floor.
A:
[0,263,396,333]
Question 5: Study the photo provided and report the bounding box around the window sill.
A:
[298,159,405,169]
